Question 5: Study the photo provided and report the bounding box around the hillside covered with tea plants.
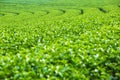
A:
[0,0,120,79]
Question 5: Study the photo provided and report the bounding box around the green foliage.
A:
[0,0,120,79]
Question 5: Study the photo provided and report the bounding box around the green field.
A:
[0,0,120,79]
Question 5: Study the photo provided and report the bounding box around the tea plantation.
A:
[0,0,120,79]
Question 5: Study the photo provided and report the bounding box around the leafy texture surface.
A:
[0,0,120,79]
